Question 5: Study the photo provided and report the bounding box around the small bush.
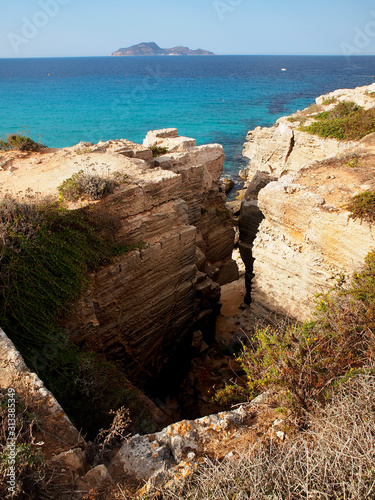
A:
[345,152,362,168]
[0,134,44,152]
[345,190,375,224]
[322,96,338,105]
[87,406,131,465]
[58,169,127,201]
[300,101,375,140]
[150,145,169,157]
[76,147,93,155]
[212,384,248,407]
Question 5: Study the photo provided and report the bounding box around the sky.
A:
[0,0,375,58]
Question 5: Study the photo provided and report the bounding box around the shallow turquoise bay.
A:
[1,55,374,178]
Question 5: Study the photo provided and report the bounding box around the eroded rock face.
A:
[251,163,375,321]
[55,131,238,386]
[240,83,375,320]
[238,172,278,304]
[242,83,375,182]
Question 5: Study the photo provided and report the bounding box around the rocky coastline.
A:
[1,83,375,497]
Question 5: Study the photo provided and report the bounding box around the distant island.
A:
[111,42,214,57]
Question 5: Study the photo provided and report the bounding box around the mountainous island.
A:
[110,42,214,56]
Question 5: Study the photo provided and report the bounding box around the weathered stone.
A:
[252,169,375,321]
[242,83,375,184]
[0,329,83,459]
[82,464,112,488]
[143,128,196,152]
[238,172,278,304]
[112,406,247,482]
[240,84,375,319]
[220,177,235,194]
[52,448,86,474]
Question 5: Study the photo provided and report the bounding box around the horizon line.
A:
[1,54,375,59]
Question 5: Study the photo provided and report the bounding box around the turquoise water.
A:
[1,55,375,177]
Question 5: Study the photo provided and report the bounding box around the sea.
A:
[1,55,375,188]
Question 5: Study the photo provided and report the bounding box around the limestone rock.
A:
[242,83,375,183]
[143,128,196,152]
[52,448,86,474]
[53,130,237,386]
[112,406,247,482]
[82,464,112,488]
[251,166,375,321]
[0,328,83,458]
[240,83,375,320]
[238,172,278,304]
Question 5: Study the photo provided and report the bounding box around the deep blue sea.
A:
[1,55,375,181]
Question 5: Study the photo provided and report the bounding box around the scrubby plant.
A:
[0,134,44,152]
[211,383,248,407]
[150,145,169,157]
[147,371,375,499]
[345,190,375,224]
[300,101,375,140]
[58,169,128,201]
[76,147,93,155]
[86,406,131,466]
[231,250,375,413]
[321,96,338,105]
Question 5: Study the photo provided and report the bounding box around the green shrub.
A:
[0,134,44,152]
[211,384,248,407]
[58,169,127,201]
[150,145,169,157]
[237,251,375,412]
[345,190,375,224]
[322,96,338,105]
[300,101,375,140]
[345,152,362,168]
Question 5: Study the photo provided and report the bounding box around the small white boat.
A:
[281,68,287,71]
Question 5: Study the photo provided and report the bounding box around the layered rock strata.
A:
[0,130,237,387]
[240,83,375,320]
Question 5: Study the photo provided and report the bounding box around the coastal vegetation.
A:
[57,169,128,201]
[0,390,48,499]
[300,101,375,140]
[150,373,375,499]
[0,197,150,437]
[345,190,375,224]
[0,134,44,152]
[150,144,169,157]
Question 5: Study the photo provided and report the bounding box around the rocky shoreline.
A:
[1,83,375,497]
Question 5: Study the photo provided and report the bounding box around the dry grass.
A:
[147,370,375,499]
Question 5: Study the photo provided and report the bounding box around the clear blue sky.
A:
[1,0,375,58]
